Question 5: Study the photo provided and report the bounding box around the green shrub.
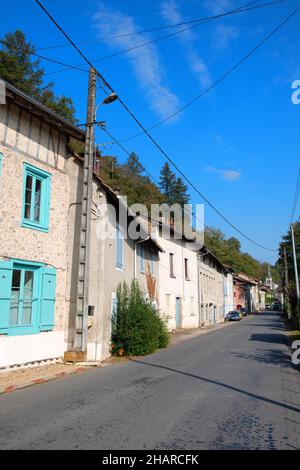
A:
[111,280,169,356]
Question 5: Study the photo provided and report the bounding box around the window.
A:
[150,250,155,274]
[184,258,189,279]
[22,163,51,232]
[111,292,118,325]
[0,260,56,336]
[169,253,175,278]
[140,244,145,273]
[115,223,124,270]
[165,294,171,315]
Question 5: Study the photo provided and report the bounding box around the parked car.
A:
[239,308,248,317]
[225,311,241,322]
[272,302,282,312]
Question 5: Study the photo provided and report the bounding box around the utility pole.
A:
[71,67,97,360]
[291,223,300,301]
[283,246,289,296]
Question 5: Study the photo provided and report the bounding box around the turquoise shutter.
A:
[40,267,56,331]
[0,260,13,334]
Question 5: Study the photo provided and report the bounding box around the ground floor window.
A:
[0,259,56,336]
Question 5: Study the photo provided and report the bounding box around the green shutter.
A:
[40,266,56,331]
[0,260,13,334]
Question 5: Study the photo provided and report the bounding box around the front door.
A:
[175,297,181,328]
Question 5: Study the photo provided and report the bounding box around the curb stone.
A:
[0,366,97,397]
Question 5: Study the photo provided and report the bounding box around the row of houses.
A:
[0,82,267,370]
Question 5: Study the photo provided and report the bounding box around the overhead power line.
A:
[103,126,228,243]
[43,0,285,77]
[0,38,89,74]
[116,2,300,143]
[35,0,267,51]
[34,0,297,251]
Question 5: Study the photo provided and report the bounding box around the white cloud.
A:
[93,4,181,121]
[213,24,240,52]
[222,170,241,181]
[204,0,240,52]
[204,0,233,15]
[205,166,241,181]
[160,0,212,89]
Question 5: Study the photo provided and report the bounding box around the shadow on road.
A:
[230,347,291,368]
[249,332,287,344]
[129,359,300,415]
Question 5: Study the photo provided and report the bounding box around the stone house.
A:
[0,81,85,368]
[198,248,227,326]
[66,175,163,361]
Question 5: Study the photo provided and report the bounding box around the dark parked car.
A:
[272,302,282,312]
[240,308,248,317]
[225,311,241,322]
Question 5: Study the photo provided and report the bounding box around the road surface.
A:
[1,312,300,450]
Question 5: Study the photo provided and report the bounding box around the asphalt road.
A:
[1,312,300,450]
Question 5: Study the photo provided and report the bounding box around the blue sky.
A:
[2,0,300,262]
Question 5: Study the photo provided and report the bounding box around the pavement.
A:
[0,312,299,450]
[0,319,232,395]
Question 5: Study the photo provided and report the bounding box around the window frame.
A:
[22,163,51,233]
[115,223,124,271]
[140,244,145,273]
[8,262,41,336]
[111,292,118,326]
[184,258,190,280]
[169,253,176,278]
[150,250,155,275]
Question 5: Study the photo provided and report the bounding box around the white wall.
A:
[224,273,234,315]
[198,256,225,326]
[0,331,64,369]
[157,231,199,330]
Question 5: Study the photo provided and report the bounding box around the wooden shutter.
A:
[0,260,13,334]
[40,267,56,331]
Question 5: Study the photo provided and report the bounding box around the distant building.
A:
[198,248,227,326]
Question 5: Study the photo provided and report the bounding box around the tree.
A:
[0,30,44,97]
[226,237,241,252]
[204,227,270,280]
[173,176,190,208]
[123,152,144,178]
[0,30,77,123]
[159,162,177,205]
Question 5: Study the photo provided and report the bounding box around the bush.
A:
[111,280,169,356]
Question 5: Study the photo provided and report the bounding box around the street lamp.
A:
[94,92,118,123]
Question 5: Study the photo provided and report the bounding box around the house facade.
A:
[198,248,226,326]
[0,82,84,368]
[155,225,199,330]
[0,82,162,369]
[66,180,162,362]
[224,268,234,316]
